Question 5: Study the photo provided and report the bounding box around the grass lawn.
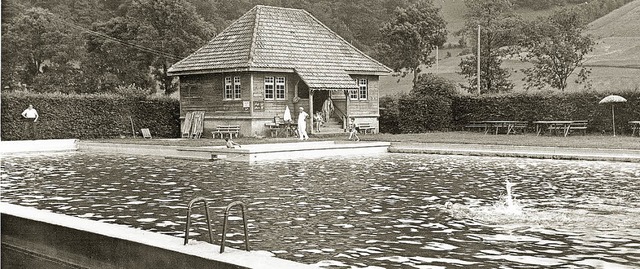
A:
[91,131,640,150]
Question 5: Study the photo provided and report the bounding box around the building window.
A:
[265,77,274,99]
[233,76,241,99]
[350,79,368,100]
[275,77,285,100]
[224,76,242,100]
[224,77,233,100]
[265,76,285,100]
[359,79,368,100]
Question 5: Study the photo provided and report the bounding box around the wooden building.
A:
[167,5,392,138]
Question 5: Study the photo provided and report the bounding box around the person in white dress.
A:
[297,107,309,140]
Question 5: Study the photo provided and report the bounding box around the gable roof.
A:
[167,5,392,90]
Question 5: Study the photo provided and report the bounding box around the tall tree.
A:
[519,8,595,91]
[376,0,447,87]
[85,0,215,94]
[458,0,521,94]
[1,7,85,92]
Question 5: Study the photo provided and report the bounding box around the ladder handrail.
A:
[183,197,214,245]
[220,201,249,253]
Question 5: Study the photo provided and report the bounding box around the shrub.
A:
[379,96,401,134]
[1,91,180,140]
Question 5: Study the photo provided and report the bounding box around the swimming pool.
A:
[2,152,639,268]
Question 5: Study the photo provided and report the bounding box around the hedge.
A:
[1,91,180,140]
[381,90,640,135]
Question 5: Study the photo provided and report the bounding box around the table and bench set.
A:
[465,120,589,137]
[465,120,640,137]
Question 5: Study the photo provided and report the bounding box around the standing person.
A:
[347,117,360,141]
[314,112,323,133]
[297,107,309,140]
[21,104,39,139]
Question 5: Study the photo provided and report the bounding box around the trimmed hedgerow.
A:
[379,96,402,134]
[398,94,453,133]
[380,90,640,135]
[452,91,640,134]
[1,91,180,140]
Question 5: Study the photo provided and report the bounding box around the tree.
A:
[85,0,214,94]
[458,0,521,94]
[519,8,595,91]
[376,0,447,87]
[1,7,85,93]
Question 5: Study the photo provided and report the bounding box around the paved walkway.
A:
[389,142,640,163]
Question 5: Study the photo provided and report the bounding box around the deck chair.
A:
[181,112,194,138]
[141,128,152,139]
[190,111,205,138]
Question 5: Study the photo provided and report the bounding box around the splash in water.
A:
[446,179,527,223]
[492,179,523,215]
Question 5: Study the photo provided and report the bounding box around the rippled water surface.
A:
[2,152,640,268]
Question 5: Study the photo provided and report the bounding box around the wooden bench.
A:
[510,122,529,134]
[464,121,488,133]
[357,123,375,134]
[568,120,588,135]
[545,120,588,136]
[212,125,240,139]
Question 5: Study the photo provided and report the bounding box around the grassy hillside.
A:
[381,0,640,96]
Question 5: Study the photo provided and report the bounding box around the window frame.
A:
[233,76,241,99]
[264,76,275,100]
[358,78,368,100]
[350,78,368,100]
[265,76,286,101]
[224,77,233,100]
[275,77,286,100]
[224,76,242,100]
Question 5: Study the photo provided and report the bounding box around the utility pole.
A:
[436,46,439,72]
[477,25,481,95]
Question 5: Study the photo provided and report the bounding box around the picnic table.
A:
[265,122,298,137]
[533,120,587,137]
[482,121,528,135]
[630,121,640,136]
[465,121,527,135]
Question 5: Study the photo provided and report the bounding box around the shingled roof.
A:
[167,5,392,90]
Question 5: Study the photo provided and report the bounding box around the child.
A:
[314,112,323,132]
[225,138,241,148]
[347,117,360,141]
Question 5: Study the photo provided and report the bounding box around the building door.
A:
[313,90,329,114]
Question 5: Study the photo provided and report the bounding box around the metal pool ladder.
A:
[183,198,250,254]
[183,197,214,245]
[220,201,249,253]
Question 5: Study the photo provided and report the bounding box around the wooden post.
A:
[309,90,314,134]
[477,25,481,95]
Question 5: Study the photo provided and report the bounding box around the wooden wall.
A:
[178,72,382,136]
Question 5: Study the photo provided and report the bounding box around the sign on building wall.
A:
[253,101,264,111]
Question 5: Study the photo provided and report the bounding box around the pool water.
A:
[2,152,639,268]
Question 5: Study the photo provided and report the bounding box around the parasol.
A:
[599,95,627,136]
[283,106,292,122]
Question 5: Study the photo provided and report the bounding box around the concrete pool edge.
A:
[0,139,622,163]
[389,143,640,163]
[0,139,78,154]
[177,141,392,162]
[78,141,392,162]
[1,202,317,269]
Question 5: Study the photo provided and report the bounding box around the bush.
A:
[1,91,180,140]
[379,96,401,134]
[398,94,452,133]
[452,91,640,134]
[380,90,640,135]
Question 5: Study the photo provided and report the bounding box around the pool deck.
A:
[3,139,639,163]
[389,142,640,163]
